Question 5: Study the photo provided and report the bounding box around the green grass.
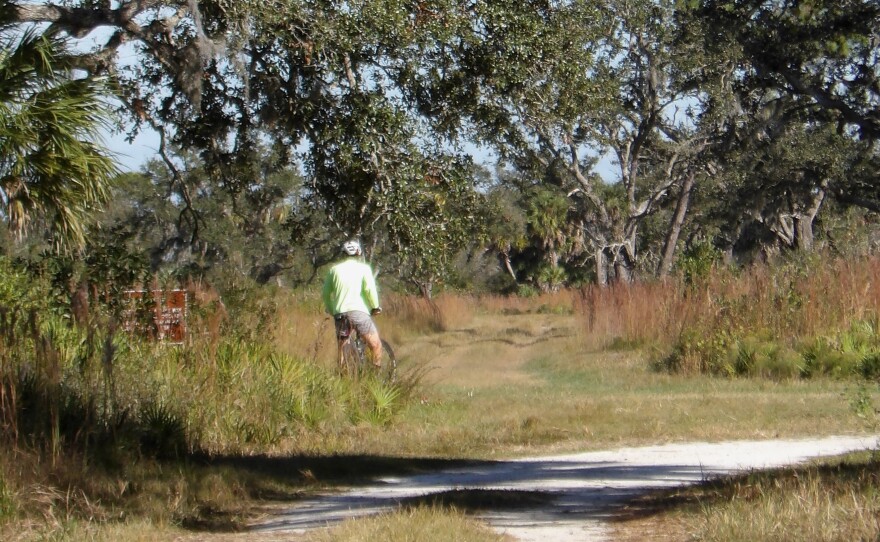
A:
[354,332,870,459]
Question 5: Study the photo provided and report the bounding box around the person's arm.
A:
[362,265,380,311]
[321,269,335,314]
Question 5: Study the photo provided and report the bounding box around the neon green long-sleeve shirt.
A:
[322,258,380,315]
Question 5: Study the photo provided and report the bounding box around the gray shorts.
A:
[334,310,378,339]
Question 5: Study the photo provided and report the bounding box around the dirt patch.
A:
[399,313,576,388]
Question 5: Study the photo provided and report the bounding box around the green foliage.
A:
[379,155,489,294]
[659,317,880,381]
[361,379,402,426]
[850,383,879,430]
[516,284,541,298]
[678,241,721,285]
[1,0,876,293]
[0,256,47,310]
[803,347,862,378]
[534,264,567,293]
[0,256,422,464]
[0,27,118,250]
[727,336,803,379]
[90,154,313,289]
[2,318,420,457]
[654,327,735,375]
[860,353,880,380]
[691,0,880,140]
[138,402,187,460]
[802,319,880,379]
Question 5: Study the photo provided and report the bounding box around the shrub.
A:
[753,345,803,380]
[803,348,862,378]
[138,402,188,460]
[516,284,540,298]
[678,240,721,285]
[653,328,734,375]
[860,353,880,380]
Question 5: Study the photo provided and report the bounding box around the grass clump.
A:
[695,453,879,541]
[655,323,880,381]
[613,452,880,542]
[306,505,508,542]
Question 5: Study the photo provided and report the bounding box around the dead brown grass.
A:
[271,292,335,365]
[576,255,880,352]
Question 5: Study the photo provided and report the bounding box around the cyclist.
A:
[322,239,383,369]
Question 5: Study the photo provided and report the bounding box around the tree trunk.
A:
[793,181,827,252]
[611,241,636,284]
[498,249,517,282]
[417,280,433,300]
[614,258,634,283]
[596,247,609,286]
[793,215,815,251]
[658,172,696,278]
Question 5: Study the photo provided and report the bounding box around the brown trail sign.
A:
[122,289,187,343]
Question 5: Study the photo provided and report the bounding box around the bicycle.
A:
[335,314,398,382]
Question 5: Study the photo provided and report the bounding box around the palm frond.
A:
[0,27,119,250]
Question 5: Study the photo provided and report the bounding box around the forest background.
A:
[0,0,879,539]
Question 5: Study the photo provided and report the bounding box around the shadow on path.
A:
[248,435,877,541]
[251,459,708,531]
[203,453,494,488]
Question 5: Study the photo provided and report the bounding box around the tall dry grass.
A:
[272,291,480,356]
[271,291,336,364]
[272,286,576,355]
[576,255,880,369]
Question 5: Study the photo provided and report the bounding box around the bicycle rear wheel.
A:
[340,337,396,381]
[379,339,397,383]
[340,339,364,376]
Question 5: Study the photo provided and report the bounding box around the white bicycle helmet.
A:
[342,239,362,256]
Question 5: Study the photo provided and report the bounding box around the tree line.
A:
[1,0,878,298]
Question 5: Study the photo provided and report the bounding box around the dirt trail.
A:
[396,312,576,388]
[248,435,877,541]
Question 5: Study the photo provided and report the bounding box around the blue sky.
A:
[106,128,158,172]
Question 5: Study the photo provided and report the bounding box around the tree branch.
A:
[13,1,171,39]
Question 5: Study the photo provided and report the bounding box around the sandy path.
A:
[250,434,876,541]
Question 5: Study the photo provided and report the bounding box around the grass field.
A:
[268,286,879,541]
[3,261,880,541]
[311,310,869,459]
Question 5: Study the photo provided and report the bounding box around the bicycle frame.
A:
[334,314,397,381]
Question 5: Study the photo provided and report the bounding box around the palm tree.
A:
[0,27,118,250]
[526,187,570,291]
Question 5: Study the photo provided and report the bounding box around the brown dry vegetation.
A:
[576,255,880,353]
